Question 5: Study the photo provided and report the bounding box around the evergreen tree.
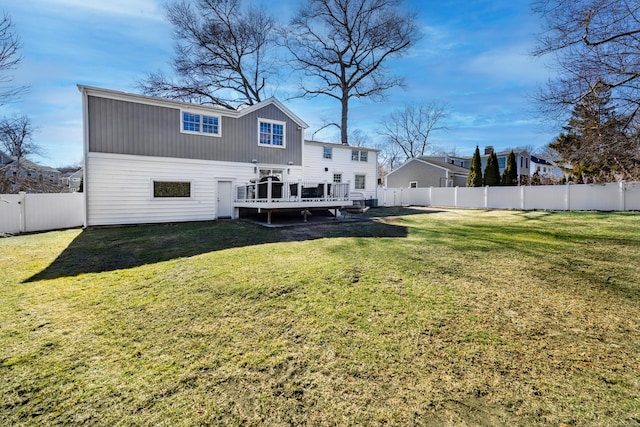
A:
[549,81,636,181]
[466,146,483,187]
[483,151,500,186]
[501,150,518,185]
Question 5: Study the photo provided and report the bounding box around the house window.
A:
[410,181,418,188]
[355,174,366,190]
[323,147,332,159]
[333,173,342,183]
[351,150,368,161]
[153,181,191,198]
[181,111,220,136]
[498,157,506,169]
[259,119,285,147]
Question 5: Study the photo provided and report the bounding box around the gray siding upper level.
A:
[87,95,303,165]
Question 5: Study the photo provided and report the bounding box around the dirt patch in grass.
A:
[1,208,639,425]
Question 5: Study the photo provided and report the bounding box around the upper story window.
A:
[181,111,221,137]
[259,119,285,147]
[323,147,332,159]
[352,150,368,162]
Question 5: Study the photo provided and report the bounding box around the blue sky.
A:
[1,0,556,167]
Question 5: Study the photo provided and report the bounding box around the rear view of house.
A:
[79,86,378,226]
[79,85,308,226]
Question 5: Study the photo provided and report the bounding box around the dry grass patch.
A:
[1,208,639,426]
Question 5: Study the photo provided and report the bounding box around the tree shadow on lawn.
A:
[24,207,433,283]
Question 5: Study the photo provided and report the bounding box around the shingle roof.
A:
[416,156,469,175]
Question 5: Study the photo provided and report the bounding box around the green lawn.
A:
[1,208,639,426]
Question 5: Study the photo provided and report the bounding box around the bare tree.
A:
[139,0,278,109]
[0,114,38,168]
[283,0,419,145]
[532,0,640,123]
[0,11,27,104]
[378,101,448,161]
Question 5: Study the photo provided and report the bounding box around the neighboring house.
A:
[303,140,378,200]
[386,147,532,188]
[386,156,468,188]
[530,155,565,180]
[0,150,62,193]
[78,85,373,226]
[61,168,83,192]
[444,147,531,182]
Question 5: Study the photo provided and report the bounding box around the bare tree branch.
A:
[377,101,449,161]
[0,115,39,168]
[532,0,640,122]
[282,0,419,145]
[138,0,278,109]
[0,11,28,104]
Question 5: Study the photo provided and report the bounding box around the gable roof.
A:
[77,85,309,129]
[388,156,469,177]
[530,155,554,166]
[418,156,470,174]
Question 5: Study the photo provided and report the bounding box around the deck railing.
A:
[235,179,351,203]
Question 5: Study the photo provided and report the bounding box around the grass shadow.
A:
[23,207,434,282]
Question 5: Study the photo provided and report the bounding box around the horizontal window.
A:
[181,111,221,137]
[153,181,191,198]
[352,150,368,162]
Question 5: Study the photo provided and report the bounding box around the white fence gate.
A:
[380,182,640,211]
[0,192,84,234]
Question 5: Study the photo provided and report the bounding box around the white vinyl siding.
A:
[85,153,256,226]
[303,142,378,199]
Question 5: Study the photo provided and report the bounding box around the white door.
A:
[217,181,233,219]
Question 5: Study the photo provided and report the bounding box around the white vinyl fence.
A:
[0,192,84,234]
[380,182,640,211]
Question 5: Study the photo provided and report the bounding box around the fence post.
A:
[520,186,525,210]
[484,186,488,209]
[564,184,570,211]
[619,181,626,211]
[18,191,26,233]
[454,186,458,207]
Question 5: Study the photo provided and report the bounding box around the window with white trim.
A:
[355,174,366,190]
[181,111,220,136]
[352,149,368,161]
[410,181,418,188]
[153,181,191,198]
[259,119,285,147]
[323,147,332,159]
[333,173,342,183]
